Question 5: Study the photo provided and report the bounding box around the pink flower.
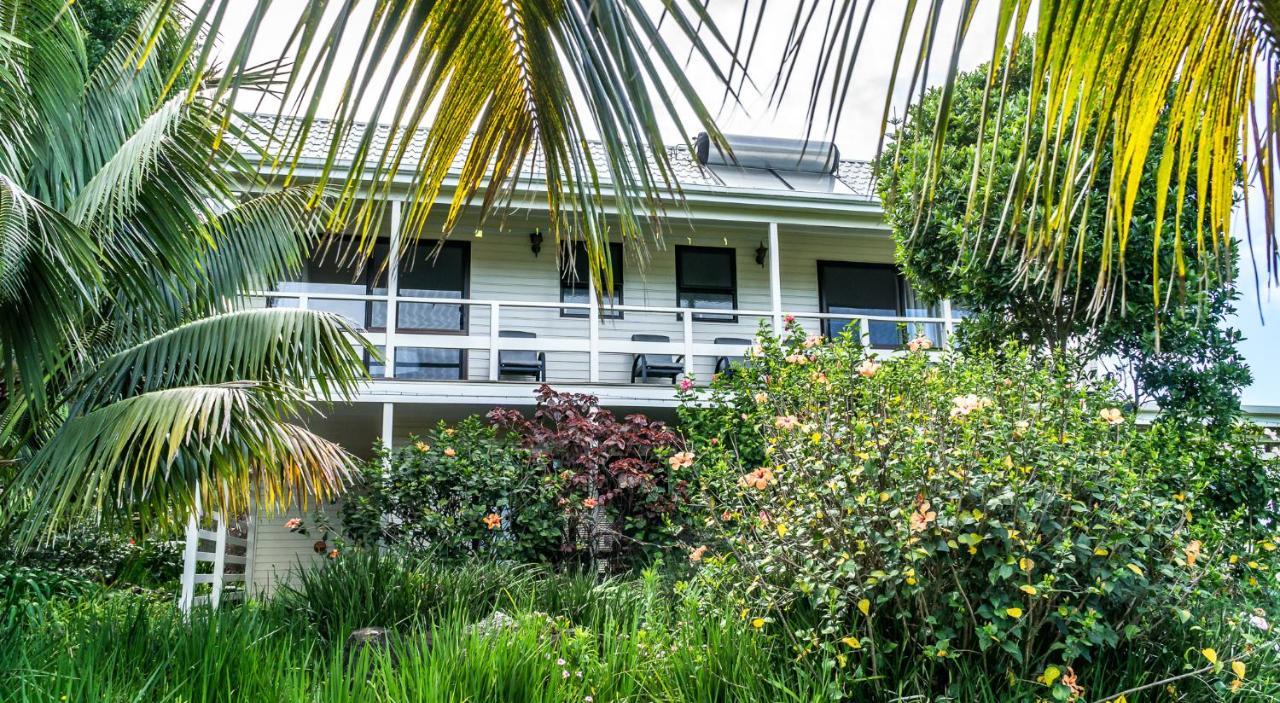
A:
[689,545,709,562]
[668,451,695,469]
[284,517,302,531]
[444,447,457,457]
[582,497,599,509]
[857,359,880,378]
[784,353,809,365]
[950,394,993,418]
[327,548,339,559]
[774,415,800,430]
[906,336,933,352]
[1099,408,1124,425]
[803,334,823,348]
[678,378,694,391]
[783,314,795,324]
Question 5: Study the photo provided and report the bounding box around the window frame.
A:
[560,242,624,319]
[816,260,905,347]
[675,245,738,323]
[388,239,471,336]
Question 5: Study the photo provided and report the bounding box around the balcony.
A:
[252,290,962,391]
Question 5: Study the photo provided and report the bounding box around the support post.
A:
[210,512,227,608]
[384,201,401,378]
[588,280,600,383]
[941,299,955,350]
[242,499,257,600]
[682,312,694,378]
[178,487,202,613]
[768,222,782,331]
[488,302,500,380]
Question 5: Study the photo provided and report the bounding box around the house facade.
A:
[180,125,957,602]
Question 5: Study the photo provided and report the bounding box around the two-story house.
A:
[179,123,968,607]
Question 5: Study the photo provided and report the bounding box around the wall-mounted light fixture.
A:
[529,229,544,257]
[755,241,768,267]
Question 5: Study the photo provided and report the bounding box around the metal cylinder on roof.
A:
[694,132,841,175]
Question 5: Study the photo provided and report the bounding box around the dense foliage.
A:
[875,44,1251,423]
[679,325,1280,700]
[339,387,692,568]
[341,417,563,562]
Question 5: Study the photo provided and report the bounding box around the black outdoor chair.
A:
[630,334,685,384]
[713,337,753,377]
[497,330,546,381]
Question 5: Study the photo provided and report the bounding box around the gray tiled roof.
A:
[251,116,877,200]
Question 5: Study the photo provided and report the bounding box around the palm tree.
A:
[155,0,1277,314]
[0,1,371,542]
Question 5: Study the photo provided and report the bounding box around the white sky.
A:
[207,0,1277,405]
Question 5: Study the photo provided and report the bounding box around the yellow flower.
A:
[751,618,765,629]
[810,432,822,443]
[776,523,789,538]
[753,392,768,404]
[1006,607,1023,618]
[1232,660,1246,679]
[1184,540,1202,567]
[483,513,502,530]
[856,359,880,378]
[1098,407,1124,424]
[414,440,430,452]
[857,598,870,616]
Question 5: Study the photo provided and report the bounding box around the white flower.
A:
[950,394,993,418]
[1250,614,1271,631]
[557,658,566,666]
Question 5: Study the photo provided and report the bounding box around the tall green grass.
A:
[2,553,1274,702]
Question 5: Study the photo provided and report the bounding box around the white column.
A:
[178,487,202,614]
[588,280,600,383]
[381,402,395,453]
[768,222,782,330]
[682,313,694,377]
[941,299,955,349]
[383,202,401,379]
[488,302,501,380]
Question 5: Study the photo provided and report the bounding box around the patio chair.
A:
[713,337,753,376]
[497,330,546,381]
[630,334,684,384]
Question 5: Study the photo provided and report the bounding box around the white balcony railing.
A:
[252,291,960,385]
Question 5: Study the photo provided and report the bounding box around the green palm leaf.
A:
[14,383,354,543]
[74,308,371,413]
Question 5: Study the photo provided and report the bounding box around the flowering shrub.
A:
[490,385,693,566]
[679,324,1279,699]
[341,416,563,562]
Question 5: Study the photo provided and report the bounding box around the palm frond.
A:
[74,308,371,413]
[12,382,355,544]
[0,174,100,409]
[757,0,1279,307]
[149,0,728,295]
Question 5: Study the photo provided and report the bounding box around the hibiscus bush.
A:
[678,324,1280,700]
[341,416,564,562]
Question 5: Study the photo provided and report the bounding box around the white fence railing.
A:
[178,503,254,612]
[252,291,961,384]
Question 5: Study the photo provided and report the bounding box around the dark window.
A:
[561,242,623,318]
[390,241,469,333]
[366,346,466,381]
[274,243,378,329]
[676,245,737,322]
[817,261,942,348]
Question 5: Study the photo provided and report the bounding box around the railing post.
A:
[941,299,955,350]
[768,222,782,331]
[588,281,600,383]
[178,486,202,614]
[859,317,872,348]
[210,512,227,608]
[682,312,694,378]
[297,294,309,310]
[384,201,401,378]
[488,302,500,381]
